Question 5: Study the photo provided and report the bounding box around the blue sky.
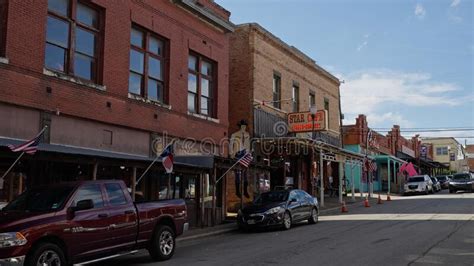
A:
[216,0,474,144]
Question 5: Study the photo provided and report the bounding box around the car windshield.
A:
[408,176,425,182]
[451,174,471,180]
[254,191,288,204]
[3,186,74,212]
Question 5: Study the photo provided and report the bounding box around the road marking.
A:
[319,213,474,221]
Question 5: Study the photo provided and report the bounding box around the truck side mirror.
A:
[67,199,94,220]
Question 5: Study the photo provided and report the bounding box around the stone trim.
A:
[187,111,220,124]
[127,93,172,110]
[0,57,8,64]
[43,68,106,91]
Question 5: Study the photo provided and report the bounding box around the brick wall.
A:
[230,24,342,137]
[0,0,231,154]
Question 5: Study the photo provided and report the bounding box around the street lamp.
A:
[310,105,317,140]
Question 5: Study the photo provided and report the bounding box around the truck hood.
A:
[0,211,56,231]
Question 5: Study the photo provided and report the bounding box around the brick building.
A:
[0,0,234,227]
[343,115,447,193]
[228,23,362,209]
[465,145,474,172]
[421,138,468,173]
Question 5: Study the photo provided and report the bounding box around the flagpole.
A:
[1,152,26,180]
[215,155,246,184]
[135,155,160,186]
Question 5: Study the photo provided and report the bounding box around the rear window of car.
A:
[105,183,128,206]
[408,176,425,182]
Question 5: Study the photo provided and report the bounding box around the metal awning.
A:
[0,137,212,169]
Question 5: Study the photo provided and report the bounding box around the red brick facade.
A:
[0,0,231,154]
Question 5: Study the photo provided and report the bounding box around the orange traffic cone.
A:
[364,197,370,207]
[386,193,392,201]
[341,201,348,213]
[377,194,383,204]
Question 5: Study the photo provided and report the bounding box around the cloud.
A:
[356,34,369,51]
[340,69,463,126]
[450,0,461,8]
[414,3,426,19]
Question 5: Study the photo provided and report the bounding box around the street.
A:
[94,191,474,266]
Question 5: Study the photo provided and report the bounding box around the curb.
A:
[178,198,381,242]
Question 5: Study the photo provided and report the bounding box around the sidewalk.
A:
[178,195,379,242]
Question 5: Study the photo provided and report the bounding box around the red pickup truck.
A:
[0,180,188,265]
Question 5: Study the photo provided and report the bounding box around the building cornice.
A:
[173,0,235,33]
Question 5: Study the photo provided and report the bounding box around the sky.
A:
[216,0,474,144]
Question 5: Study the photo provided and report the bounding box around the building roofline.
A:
[236,23,340,85]
[173,0,235,32]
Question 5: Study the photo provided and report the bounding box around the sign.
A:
[420,145,427,158]
[287,110,328,133]
[402,146,415,158]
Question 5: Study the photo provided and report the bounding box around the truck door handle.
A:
[98,213,108,218]
[124,210,134,215]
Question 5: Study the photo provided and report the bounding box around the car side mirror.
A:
[75,199,94,211]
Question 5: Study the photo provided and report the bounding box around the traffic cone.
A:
[377,194,383,204]
[364,197,370,208]
[386,193,392,201]
[341,201,348,213]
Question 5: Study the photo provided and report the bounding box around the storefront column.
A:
[350,163,355,202]
[338,161,344,204]
[92,162,98,180]
[387,159,391,194]
[319,148,324,208]
[359,164,363,198]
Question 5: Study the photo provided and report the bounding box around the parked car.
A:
[449,173,474,193]
[403,175,434,195]
[237,189,319,231]
[0,180,188,265]
[435,175,450,189]
[430,177,442,192]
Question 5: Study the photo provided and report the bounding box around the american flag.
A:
[238,151,253,168]
[7,128,46,155]
[364,158,377,173]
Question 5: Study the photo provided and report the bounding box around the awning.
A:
[0,137,212,169]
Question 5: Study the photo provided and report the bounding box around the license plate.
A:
[247,219,256,225]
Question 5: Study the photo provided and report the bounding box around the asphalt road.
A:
[92,190,474,266]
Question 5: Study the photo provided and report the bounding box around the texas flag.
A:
[160,143,174,174]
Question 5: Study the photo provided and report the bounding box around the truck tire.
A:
[149,225,175,261]
[25,242,66,266]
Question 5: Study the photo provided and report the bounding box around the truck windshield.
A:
[3,186,74,212]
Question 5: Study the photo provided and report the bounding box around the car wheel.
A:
[424,187,429,195]
[282,211,292,230]
[308,208,318,224]
[149,225,175,261]
[25,242,66,266]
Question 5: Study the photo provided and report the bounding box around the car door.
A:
[287,191,301,221]
[296,190,312,219]
[65,183,115,261]
[103,182,138,252]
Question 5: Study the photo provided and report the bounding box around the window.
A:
[45,0,102,82]
[272,73,281,109]
[188,53,216,117]
[129,26,166,103]
[436,147,448,155]
[324,97,329,111]
[105,183,127,206]
[72,184,104,208]
[309,91,315,109]
[0,0,7,57]
[292,83,299,112]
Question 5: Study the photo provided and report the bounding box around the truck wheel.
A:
[149,225,175,261]
[25,242,66,266]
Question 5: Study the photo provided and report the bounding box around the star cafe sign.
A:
[287,110,328,133]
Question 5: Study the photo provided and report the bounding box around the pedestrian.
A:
[328,175,334,197]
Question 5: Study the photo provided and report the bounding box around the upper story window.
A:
[436,147,448,155]
[188,53,216,117]
[129,26,167,103]
[45,0,101,82]
[272,73,281,109]
[309,91,315,110]
[292,83,299,112]
[0,0,7,57]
